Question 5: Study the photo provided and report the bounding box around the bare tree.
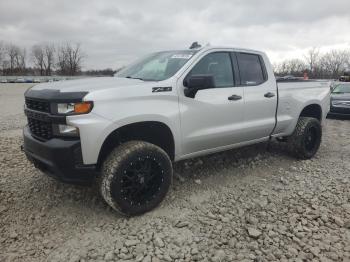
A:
[17,48,26,71]
[13,47,26,73]
[44,44,55,76]
[6,44,19,74]
[0,41,5,73]
[1,43,27,75]
[32,43,55,76]
[320,50,348,78]
[56,44,68,75]
[288,59,306,75]
[276,48,350,79]
[32,44,45,75]
[66,43,84,75]
[344,51,350,73]
[303,47,320,77]
[56,42,84,75]
[275,59,306,76]
[275,61,288,75]
[0,42,4,62]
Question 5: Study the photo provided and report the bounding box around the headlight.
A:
[57,103,75,114]
[57,101,93,115]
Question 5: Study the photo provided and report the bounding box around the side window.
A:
[188,52,234,88]
[236,53,266,86]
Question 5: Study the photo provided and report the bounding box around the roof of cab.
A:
[193,45,265,55]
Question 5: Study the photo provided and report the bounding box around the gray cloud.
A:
[1,0,349,69]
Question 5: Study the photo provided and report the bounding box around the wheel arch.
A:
[299,103,323,122]
[97,121,175,168]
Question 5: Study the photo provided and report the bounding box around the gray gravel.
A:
[0,84,349,262]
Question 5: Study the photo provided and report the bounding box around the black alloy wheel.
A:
[115,156,165,207]
[100,141,172,216]
[288,117,322,159]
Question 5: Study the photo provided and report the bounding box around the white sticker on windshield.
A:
[171,54,193,59]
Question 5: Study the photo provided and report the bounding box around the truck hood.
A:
[30,77,150,93]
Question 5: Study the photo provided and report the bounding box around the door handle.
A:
[228,94,242,101]
[264,92,275,98]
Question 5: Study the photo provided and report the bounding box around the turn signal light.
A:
[74,102,93,114]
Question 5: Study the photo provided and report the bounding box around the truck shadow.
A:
[173,140,291,182]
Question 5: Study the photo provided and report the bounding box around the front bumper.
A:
[328,106,350,117]
[23,126,97,185]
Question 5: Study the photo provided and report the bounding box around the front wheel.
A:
[100,141,172,216]
[288,117,322,159]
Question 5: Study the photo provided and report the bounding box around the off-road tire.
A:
[100,141,172,216]
[288,117,322,159]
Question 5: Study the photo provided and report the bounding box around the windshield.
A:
[116,50,197,81]
[332,83,350,94]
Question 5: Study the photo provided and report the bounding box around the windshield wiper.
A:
[125,76,157,82]
[125,76,144,81]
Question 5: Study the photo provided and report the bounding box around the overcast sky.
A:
[1,0,350,69]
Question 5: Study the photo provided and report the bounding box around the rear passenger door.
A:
[235,52,277,141]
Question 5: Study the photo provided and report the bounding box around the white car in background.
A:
[16,78,25,83]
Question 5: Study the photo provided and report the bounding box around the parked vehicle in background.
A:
[276,75,305,81]
[22,46,331,216]
[25,79,34,83]
[0,79,8,83]
[33,79,41,83]
[339,73,350,82]
[328,82,350,117]
[15,78,25,83]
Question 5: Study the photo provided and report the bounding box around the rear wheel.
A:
[288,117,322,159]
[100,141,172,216]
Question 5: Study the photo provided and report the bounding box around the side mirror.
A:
[184,74,215,98]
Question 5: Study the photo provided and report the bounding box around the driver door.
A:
[178,52,245,156]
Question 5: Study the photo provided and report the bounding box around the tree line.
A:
[2,41,349,79]
[0,41,116,76]
[274,47,350,79]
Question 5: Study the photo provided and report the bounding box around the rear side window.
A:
[188,52,234,88]
[236,53,266,86]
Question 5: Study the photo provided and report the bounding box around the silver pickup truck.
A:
[23,46,330,215]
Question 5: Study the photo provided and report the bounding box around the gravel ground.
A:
[0,84,349,262]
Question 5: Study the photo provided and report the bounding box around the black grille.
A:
[28,118,53,140]
[25,98,50,113]
[25,98,53,140]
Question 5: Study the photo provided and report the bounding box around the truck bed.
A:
[272,80,330,137]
